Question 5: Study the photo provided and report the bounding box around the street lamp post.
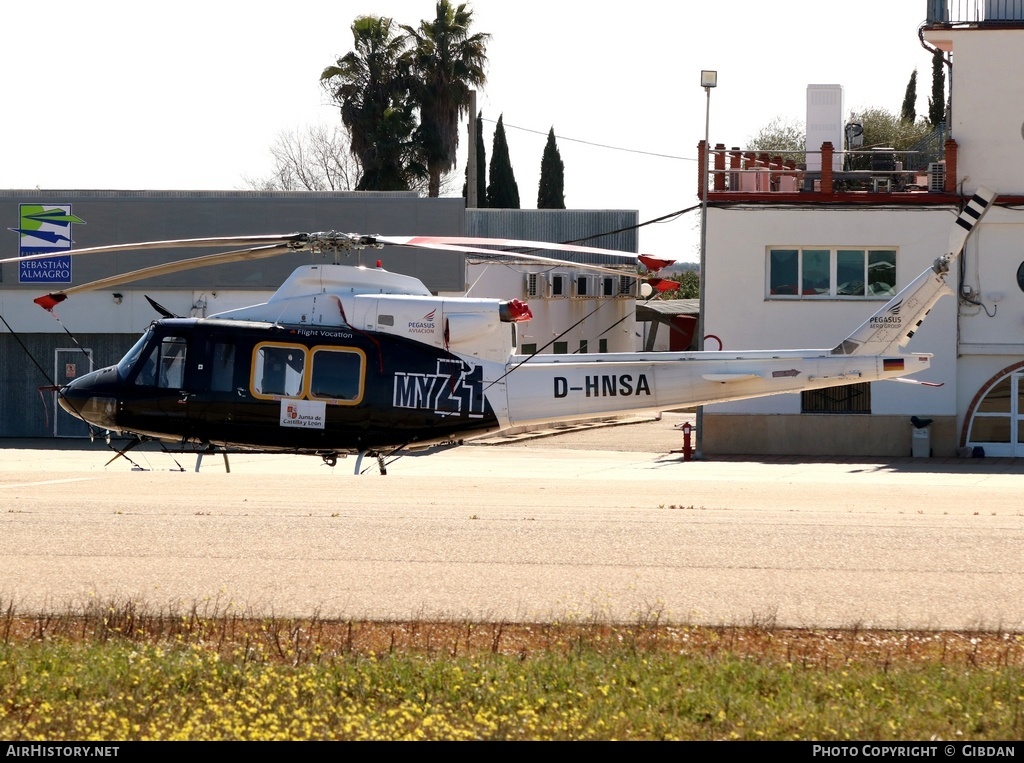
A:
[696,69,716,459]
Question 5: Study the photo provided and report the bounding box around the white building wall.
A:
[461,262,637,354]
[957,208,1024,352]
[704,205,960,418]
[935,29,1024,194]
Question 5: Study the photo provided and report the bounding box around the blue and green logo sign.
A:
[9,204,86,284]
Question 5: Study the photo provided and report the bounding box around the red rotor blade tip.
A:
[33,293,67,311]
[500,298,533,322]
[639,255,675,272]
[647,278,680,293]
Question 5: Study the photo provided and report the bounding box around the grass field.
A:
[1,599,1023,740]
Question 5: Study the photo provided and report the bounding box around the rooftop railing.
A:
[697,140,959,198]
[927,0,1024,24]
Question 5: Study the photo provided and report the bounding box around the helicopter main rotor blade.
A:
[0,233,308,267]
[34,243,295,310]
[374,235,674,271]
[390,240,630,277]
[19,230,677,310]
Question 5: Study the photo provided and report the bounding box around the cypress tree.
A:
[928,50,945,126]
[901,69,917,123]
[537,127,565,209]
[486,114,520,209]
[475,111,487,207]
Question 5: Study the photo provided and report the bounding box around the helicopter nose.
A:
[58,368,119,430]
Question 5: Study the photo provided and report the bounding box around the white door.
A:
[967,371,1024,457]
[53,348,93,437]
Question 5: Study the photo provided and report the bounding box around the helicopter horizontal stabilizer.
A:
[886,376,945,387]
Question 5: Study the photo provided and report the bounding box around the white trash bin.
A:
[911,426,931,458]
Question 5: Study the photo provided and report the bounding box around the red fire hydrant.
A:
[673,421,694,461]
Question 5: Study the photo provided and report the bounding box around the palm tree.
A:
[402,1,489,197]
[321,16,422,191]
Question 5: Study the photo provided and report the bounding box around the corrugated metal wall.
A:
[0,333,138,437]
[1,191,467,294]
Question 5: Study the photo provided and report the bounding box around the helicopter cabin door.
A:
[119,333,194,434]
[54,348,94,437]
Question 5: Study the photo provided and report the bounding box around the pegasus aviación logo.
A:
[8,204,86,284]
[869,299,903,327]
[407,308,437,334]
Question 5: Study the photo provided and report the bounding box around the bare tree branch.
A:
[242,124,361,191]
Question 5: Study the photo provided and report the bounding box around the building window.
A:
[521,343,537,355]
[801,382,871,414]
[578,339,588,354]
[768,248,896,298]
[553,341,568,354]
[599,338,608,353]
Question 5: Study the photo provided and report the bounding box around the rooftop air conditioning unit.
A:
[549,272,570,298]
[576,274,597,299]
[525,272,540,298]
[928,162,946,193]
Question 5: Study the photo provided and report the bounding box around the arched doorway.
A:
[965,367,1024,457]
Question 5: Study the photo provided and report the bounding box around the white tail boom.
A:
[494,189,996,428]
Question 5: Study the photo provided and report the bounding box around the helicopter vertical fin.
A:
[831,187,995,357]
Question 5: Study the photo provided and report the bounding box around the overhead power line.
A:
[481,117,694,162]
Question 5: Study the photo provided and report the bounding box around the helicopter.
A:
[2,188,995,473]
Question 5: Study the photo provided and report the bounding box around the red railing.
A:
[697,139,959,198]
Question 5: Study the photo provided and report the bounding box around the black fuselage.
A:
[59,318,501,454]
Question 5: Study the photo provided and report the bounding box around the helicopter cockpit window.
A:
[131,335,188,389]
[117,331,152,380]
[310,349,365,403]
[252,344,306,398]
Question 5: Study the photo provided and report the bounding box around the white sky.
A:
[0,0,937,262]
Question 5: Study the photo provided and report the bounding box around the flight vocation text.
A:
[554,374,652,398]
[393,360,485,417]
[293,328,353,340]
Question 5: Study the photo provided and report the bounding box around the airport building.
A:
[700,1,1024,457]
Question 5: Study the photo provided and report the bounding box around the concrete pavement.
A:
[0,413,1022,629]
